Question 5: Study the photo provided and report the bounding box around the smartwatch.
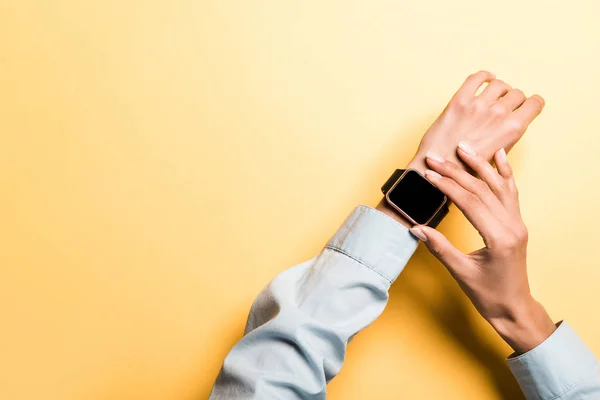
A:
[381,169,449,228]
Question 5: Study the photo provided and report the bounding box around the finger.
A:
[494,148,513,179]
[424,169,503,245]
[478,79,511,105]
[410,225,471,277]
[426,150,506,215]
[512,94,545,128]
[454,70,496,100]
[455,142,512,207]
[494,148,520,211]
[498,88,526,111]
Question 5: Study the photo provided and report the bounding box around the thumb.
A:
[409,225,469,276]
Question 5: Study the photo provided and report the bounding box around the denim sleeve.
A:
[508,321,600,399]
[209,205,419,399]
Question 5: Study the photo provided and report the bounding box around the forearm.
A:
[209,206,419,399]
[487,296,600,399]
[486,295,556,355]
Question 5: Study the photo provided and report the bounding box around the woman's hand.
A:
[406,70,545,173]
[409,143,556,354]
[378,70,545,227]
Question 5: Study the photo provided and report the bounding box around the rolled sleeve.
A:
[210,205,420,399]
[508,321,600,400]
[326,205,419,283]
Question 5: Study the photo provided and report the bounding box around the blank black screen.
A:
[387,170,446,225]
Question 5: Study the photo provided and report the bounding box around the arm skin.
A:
[209,71,562,399]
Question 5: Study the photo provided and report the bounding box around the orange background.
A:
[1,1,599,399]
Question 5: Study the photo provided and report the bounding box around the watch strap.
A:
[381,169,449,228]
[381,168,405,195]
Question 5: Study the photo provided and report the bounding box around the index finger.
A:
[424,169,504,247]
[453,70,496,100]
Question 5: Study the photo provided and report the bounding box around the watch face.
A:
[386,169,447,225]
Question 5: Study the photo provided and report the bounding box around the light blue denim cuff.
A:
[507,321,599,400]
[326,205,419,283]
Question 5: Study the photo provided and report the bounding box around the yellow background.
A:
[1,1,599,399]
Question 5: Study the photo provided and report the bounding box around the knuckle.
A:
[466,100,485,115]
[472,179,489,195]
[441,162,464,180]
[496,178,510,192]
[490,103,508,118]
[516,227,529,243]
[444,159,461,173]
[451,96,470,112]
[494,228,527,254]
[462,192,481,209]
[430,242,443,256]
[486,232,506,250]
[513,221,528,235]
[497,233,520,253]
[505,119,524,135]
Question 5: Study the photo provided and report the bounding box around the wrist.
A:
[409,148,472,174]
[487,296,556,355]
[375,198,412,228]
[405,155,428,174]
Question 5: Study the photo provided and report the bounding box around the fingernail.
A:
[426,151,445,163]
[425,169,442,181]
[497,148,507,163]
[458,141,477,156]
[410,227,428,242]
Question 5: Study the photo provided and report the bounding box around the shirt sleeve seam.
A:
[546,361,599,400]
[324,245,392,284]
